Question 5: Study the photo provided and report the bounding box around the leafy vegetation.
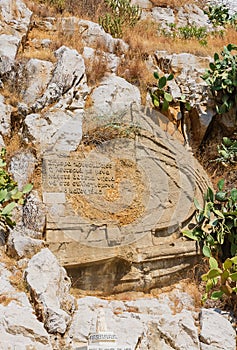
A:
[202,44,237,114]
[202,255,237,303]
[183,180,237,302]
[149,72,174,111]
[0,148,33,229]
[99,0,141,38]
[160,23,208,46]
[204,4,237,27]
[213,136,237,164]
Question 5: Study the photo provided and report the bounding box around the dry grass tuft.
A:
[85,52,108,86]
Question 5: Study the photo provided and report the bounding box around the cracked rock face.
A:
[24,248,76,334]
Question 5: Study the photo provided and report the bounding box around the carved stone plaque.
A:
[43,115,210,248]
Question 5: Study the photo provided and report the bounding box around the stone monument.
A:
[43,107,211,293]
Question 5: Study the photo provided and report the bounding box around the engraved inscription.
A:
[43,157,115,196]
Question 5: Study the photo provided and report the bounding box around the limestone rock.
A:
[200,308,236,350]
[0,260,52,349]
[131,0,153,9]
[10,151,36,190]
[22,59,54,105]
[23,191,46,235]
[6,229,44,259]
[24,109,83,152]
[150,7,175,28]
[78,19,129,54]
[0,94,12,136]
[68,291,200,349]
[90,75,141,116]
[177,4,212,29]
[25,248,76,334]
[0,0,32,38]
[32,46,87,112]
[0,0,32,76]
[0,34,20,76]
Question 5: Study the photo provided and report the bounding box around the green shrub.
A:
[213,136,237,164]
[183,180,237,303]
[0,148,33,229]
[202,44,237,114]
[204,4,231,27]
[99,0,141,38]
[204,4,237,28]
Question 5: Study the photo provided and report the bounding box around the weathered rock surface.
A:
[154,51,214,149]
[0,0,32,76]
[24,109,83,152]
[0,257,52,349]
[24,248,76,334]
[90,75,141,116]
[10,151,36,189]
[6,226,44,259]
[0,94,12,136]
[22,58,53,105]
[67,291,236,350]
[200,308,236,350]
[78,19,129,53]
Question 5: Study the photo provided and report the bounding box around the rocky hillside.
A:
[0,0,236,349]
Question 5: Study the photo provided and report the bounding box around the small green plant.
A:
[150,72,191,113]
[204,4,231,27]
[178,25,208,42]
[213,136,237,164]
[159,23,208,46]
[99,0,141,38]
[202,44,237,114]
[150,72,174,111]
[201,255,237,302]
[0,148,33,229]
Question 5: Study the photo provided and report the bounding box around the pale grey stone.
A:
[23,191,46,234]
[0,94,12,135]
[78,19,129,54]
[22,59,53,105]
[0,300,52,349]
[25,248,76,334]
[200,308,236,350]
[32,46,87,112]
[83,46,120,74]
[0,34,20,75]
[10,151,36,190]
[90,75,141,117]
[0,0,32,37]
[6,230,44,259]
[24,109,83,152]
[151,7,175,28]
[177,4,212,29]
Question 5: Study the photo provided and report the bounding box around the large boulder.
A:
[32,46,88,112]
[24,248,76,334]
[24,109,83,153]
[0,260,52,349]
[89,75,141,116]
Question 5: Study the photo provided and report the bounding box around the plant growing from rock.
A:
[213,136,237,164]
[204,4,237,27]
[0,148,33,230]
[183,179,237,303]
[183,179,237,258]
[202,44,237,114]
[149,72,174,111]
[99,0,141,38]
[201,255,237,303]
